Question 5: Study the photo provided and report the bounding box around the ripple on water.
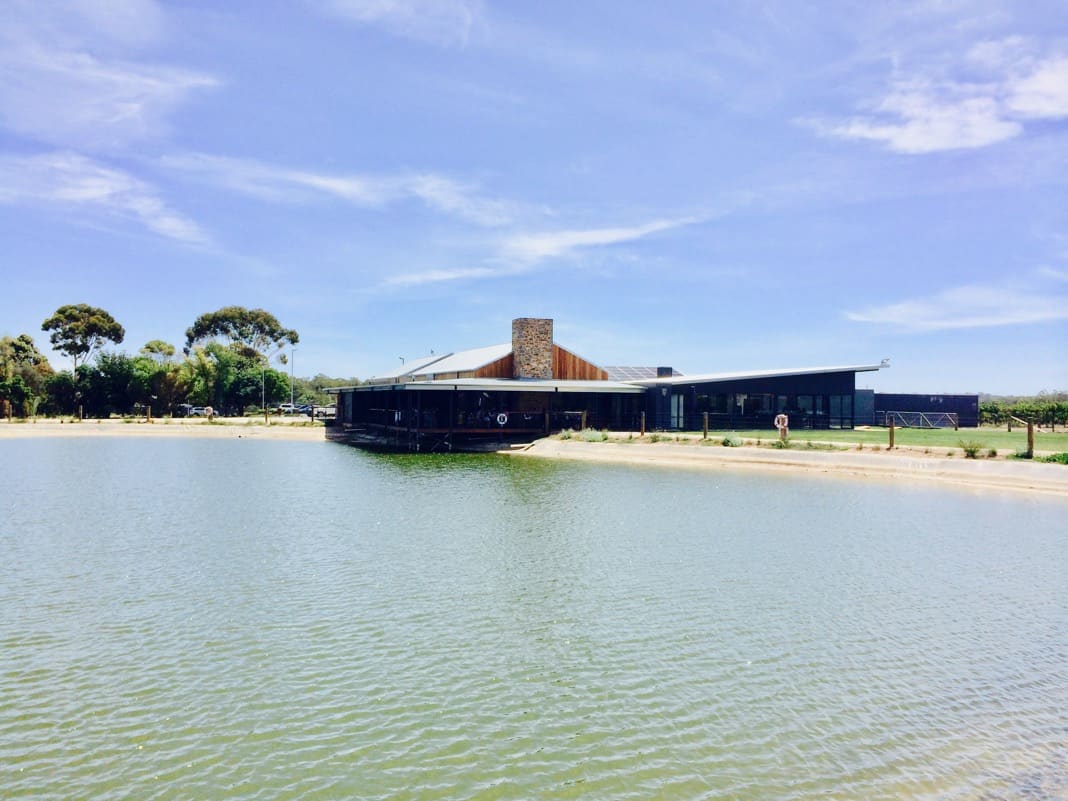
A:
[1,440,1065,800]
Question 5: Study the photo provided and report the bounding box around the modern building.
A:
[327,318,888,451]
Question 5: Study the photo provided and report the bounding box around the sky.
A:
[1,1,1066,395]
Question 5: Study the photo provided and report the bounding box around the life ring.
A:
[774,413,788,430]
[496,412,508,426]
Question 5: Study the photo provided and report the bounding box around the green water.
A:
[2,438,1065,800]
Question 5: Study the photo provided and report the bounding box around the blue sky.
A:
[1,1,1066,394]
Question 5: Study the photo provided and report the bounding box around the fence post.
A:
[146,405,152,423]
[889,416,895,450]
[703,412,708,439]
[580,410,587,431]
[640,411,646,437]
[1027,421,1034,459]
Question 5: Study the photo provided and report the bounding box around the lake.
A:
[2,438,1065,800]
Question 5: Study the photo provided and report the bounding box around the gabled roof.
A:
[411,343,511,376]
[370,353,449,381]
[630,363,887,387]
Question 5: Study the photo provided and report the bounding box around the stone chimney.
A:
[512,318,553,379]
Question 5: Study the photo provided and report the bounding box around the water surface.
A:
[2,438,1065,799]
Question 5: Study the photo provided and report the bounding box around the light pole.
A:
[289,348,296,410]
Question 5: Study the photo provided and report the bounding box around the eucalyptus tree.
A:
[41,304,125,374]
[183,306,298,359]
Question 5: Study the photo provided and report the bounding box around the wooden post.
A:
[640,411,646,437]
[703,412,708,439]
[146,405,152,423]
[1027,421,1034,459]
[544,410,550,436]
[580,410,587,431]
[889,416,895,450]
[78,404,83,421]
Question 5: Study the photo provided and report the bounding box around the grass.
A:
[1039,452,1068,465]
[695,426,1067,454]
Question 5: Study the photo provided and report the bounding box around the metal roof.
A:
[368,353,449,381]
[630,363,887,387]
[410,343,512,377]
[603,366,682,381]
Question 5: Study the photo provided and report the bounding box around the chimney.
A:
[512,318,554,379]
[657,366,674,378]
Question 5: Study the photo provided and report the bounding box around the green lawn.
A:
[665,425,1068,454]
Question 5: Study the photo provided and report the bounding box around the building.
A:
[327,318,887,451]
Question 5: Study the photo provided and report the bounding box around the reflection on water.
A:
[1,438,1065,800]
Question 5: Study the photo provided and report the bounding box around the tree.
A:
[0,334,54,417]
[184,306,298,358]
[140,340,176,364]
[42,304,125,373]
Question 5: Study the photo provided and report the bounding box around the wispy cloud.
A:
[813,48,1068,154]
[845,284,1068,330]
[162,153,516,227]
[317,0,479,46]
[0,3,217,150]
[0,151,208,244]
[501,218,698,262]
[385,216,699,287]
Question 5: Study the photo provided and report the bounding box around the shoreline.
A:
[506,438,1068,498]
[4,420,1066,496]
[0,418,325,441]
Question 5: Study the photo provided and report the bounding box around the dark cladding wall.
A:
[650,371,861,430]
[874,393,979,427]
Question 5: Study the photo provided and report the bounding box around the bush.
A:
[771,438,791,449]
[959,440,985,459]
[580,428,608,442]
[722,434,742,447]
[559,428,573,440]
[1039,452,1068,465]
[987,448,998,458]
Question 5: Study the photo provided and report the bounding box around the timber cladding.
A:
[552,345,608,381]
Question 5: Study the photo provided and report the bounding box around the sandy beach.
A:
[0,418,325,441]
[508,437,1068,498]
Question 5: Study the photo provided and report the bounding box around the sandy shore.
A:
[0,418,325,441]
[5,420,1066,496]
[508,438,1068,498]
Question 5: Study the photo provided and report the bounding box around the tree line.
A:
[0,304,357,418]
[979,394,1068,429]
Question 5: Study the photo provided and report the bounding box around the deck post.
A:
[703,412,708,439]
[640,411,646,437]
[581,410,587,430]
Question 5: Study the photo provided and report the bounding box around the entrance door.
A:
[671,393,685,429]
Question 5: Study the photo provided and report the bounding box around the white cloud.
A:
[384,266,499,287]
[1005,56,1068,119]
[318,0,479,46]
[162,153,515,226]
[0,151,208,244]
[817,50,1068,154]
[0,4,217,151]
[383,216,699,287]
[501,218,697,262]
[845,285,1068,330]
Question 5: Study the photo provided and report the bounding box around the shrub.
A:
[722,434,742,447]
[649,433,661,443]
[1039,452,1068,465]
[959,440,985,459]
[580,428,608,442]
[559,429,573,440]
[771,438,791,449]
[987,448,998,458]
